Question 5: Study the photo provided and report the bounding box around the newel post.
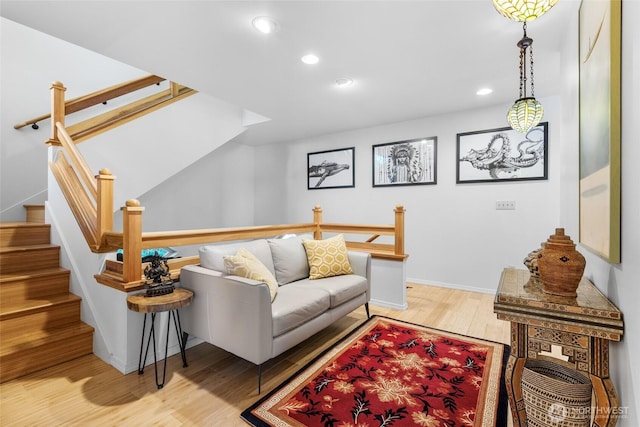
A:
[96,168,115,240]
[313,205,323,240]
[394,205,405,256]
[48,81,66,145]
[122,199,144,283]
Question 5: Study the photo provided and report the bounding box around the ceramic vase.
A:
[537,228,586,297]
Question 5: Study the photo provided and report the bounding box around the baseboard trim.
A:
[369,299,408,311]
[407,278,496,295]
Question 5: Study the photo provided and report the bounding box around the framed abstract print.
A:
[578,0,621,263]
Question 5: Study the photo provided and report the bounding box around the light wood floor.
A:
[0,284,511,426]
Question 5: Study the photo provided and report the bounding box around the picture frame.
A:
[578,0,621,263]
[307,147,355,190]
[456,123,548,184]
[372,137,437,187]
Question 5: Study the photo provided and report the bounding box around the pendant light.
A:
[492,0,559,22]
[507,23,544,134]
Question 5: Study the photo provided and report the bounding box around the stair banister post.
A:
[394,205,405,256]
[47,81,66,146]
[122,199,144,283]
[313,205,323,240]
[96,168,115,244]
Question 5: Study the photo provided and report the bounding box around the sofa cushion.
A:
[199,239,275,276]
[302,234,353,279]
[271,285,330,336]
[223,248,278,302]
[294,274,368,308]
[267,236,310,285]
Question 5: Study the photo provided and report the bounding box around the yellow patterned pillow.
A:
[223,248,278,302]
[302,234,353,280]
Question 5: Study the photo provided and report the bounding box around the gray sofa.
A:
[179,235,371,392]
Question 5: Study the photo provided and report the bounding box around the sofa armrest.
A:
[179,264,274,365]
[348,251,371,299]
[348,251,371,279]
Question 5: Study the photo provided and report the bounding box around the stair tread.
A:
[0,244,59,254]
[0,222,49,228]
[0,267,69,283]
[0,322,94,356]
[0,293,82,318]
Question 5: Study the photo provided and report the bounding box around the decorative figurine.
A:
[143,252,175,297]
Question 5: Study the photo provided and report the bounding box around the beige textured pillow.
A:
[302,234,353,280]
[223,248,278,302]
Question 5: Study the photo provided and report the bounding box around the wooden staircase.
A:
[0,206,94,383]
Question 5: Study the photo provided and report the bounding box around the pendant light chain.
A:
[529,43,535,98]
[519,39,525,99]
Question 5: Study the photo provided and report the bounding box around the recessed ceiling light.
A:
[335,78,354,88]
[252,16,278,34]
[301,54,320,65]
[476,88,493,96]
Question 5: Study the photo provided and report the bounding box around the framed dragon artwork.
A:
[307,147,355,190]
[456,123,548,184]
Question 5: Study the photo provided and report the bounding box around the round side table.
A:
[127,288,194,389]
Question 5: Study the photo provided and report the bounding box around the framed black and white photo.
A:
[456,123,548,183]
[372,137,437,187]
[307,147,355,189]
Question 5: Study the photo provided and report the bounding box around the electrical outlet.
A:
[496,200,516,210]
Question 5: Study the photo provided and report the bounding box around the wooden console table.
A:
[494,268,624,427]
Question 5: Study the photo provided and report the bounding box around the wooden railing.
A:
[15,76,196,145]
[34,77,407,292]
[95,202,407,292]
[49,122,115,252]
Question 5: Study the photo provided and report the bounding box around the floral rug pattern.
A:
[242,316,509,427]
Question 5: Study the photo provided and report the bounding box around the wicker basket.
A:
[521,359,593,427]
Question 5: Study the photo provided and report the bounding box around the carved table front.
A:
[494,268,624,427]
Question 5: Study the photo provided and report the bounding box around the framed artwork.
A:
[307,147,355,189]
[372,137,437,187]
[578,0,621,263]
[456,123,548,184]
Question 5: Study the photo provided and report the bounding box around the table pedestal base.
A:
[137,310,188,389]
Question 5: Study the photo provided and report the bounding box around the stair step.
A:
[0,222,51,247]
[0,245,60,274]
[0,322,94,383]
[1,294,82,337]
[0,267,70,302]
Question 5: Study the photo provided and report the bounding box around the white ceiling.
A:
[0,0,578,146]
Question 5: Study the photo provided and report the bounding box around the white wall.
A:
[556,3,639,422]
[0,18,152,220]
[136,138,257,233]
[257,97,563,294]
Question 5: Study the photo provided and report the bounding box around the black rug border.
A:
[241,314,511,427]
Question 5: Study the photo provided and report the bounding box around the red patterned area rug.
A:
[241,316,509,427]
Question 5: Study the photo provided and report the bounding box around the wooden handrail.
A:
[65,85,195,143]
[14,75,165,130]
[44,78,195,145]
[49,153,99,249]
[56,122,98,200]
